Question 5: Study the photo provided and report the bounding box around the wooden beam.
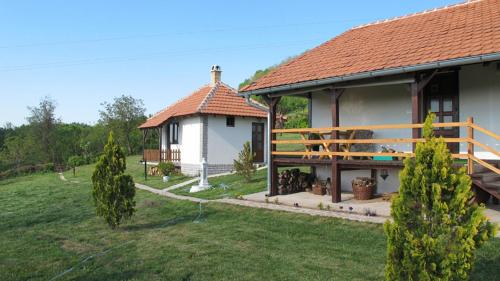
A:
[158,127,162,162]
[410,81,421,151]
[467,117,474,174]
[330,88,344,203]
[267,95,281,196]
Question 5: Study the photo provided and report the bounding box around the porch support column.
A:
[142,129,148,181]
[410,70,438,152]
[263,95,281,196]
[158,126,162,162]
[410,82,421,151]
[166,123,171,161]
[330,88,344,203]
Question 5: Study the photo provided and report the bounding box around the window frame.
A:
[226,116,235,127]
[171,122,179,144]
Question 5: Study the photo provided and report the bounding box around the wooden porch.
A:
[143,148,181,163]
[268,118,500,203]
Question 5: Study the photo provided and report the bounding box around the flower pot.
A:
[162,176,170,182]
[352,177,376,200]
[312,183,326,196]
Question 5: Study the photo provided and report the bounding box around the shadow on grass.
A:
[471,254,500,280]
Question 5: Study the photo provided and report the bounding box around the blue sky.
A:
[0,0,459,126]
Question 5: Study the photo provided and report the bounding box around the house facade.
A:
[240,0,500,202]
[140,66,267,176]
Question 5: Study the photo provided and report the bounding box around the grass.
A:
[0,163,499,280]
[75,155,193,190]
[276,133,304,152]
[172,169,267,200]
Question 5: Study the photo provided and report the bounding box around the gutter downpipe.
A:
[245,95,272,194]
[240,52,500,96]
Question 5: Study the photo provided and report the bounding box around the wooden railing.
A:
[272,117,500,175]
[143,149,181,163]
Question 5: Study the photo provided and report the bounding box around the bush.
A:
[67,155,85,176]
[233,141,256,182]
[384,113,497,280]
[157,162,175,176]
[91,132,135,228]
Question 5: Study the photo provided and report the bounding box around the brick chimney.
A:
[210,65,222,86]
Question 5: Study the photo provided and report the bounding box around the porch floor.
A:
[243,191,500,225]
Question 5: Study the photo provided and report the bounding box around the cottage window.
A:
[171,122,179,144]
[226,116,235,127]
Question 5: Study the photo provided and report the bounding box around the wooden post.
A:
[264,96,281,196]
[410,81,421,152]
[158,126,162,162]
[143,129,147,181]
[330,88,344,203]
[467,116,474,174]
[307,92,316,176]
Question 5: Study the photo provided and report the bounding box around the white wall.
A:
[311,85,410,193]
[169,116,201,165]
[459,63,500,159]
[311,84,413,152]
[206,115,267,165]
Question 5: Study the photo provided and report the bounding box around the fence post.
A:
[467,116,474,174]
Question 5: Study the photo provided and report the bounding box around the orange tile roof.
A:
[241,0,500,93]
[139,82,267,129]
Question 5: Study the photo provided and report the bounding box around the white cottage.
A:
[140,66,267,176]
[240,0,500,203]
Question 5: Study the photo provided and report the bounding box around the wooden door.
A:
[424,71,459,153]
[252,123,265,162]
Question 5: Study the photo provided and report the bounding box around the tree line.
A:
[0,95,147,178]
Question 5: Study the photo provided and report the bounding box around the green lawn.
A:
[1,164,499,280]
[74,155,193,190]
[171,169,267,200]
[276,133,304,152]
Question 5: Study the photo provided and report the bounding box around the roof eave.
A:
[239,52,500,96]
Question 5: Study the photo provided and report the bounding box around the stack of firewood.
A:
[148,166,161,176]
[278,169,314,195]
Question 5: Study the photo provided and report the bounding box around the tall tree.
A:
[99,95,146,154]
[384,113,496,280]
[27,96,59,163]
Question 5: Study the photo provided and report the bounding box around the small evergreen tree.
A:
[384,113,497,281]
[91,132,135,228]
[234,141,256,182]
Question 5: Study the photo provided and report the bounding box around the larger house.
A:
[240,0,500,202]
[140,65,267,176]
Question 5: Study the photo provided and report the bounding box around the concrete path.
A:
[135,183,387,224]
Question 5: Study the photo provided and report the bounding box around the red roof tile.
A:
[241,0,500,92]
[139,82,266,129]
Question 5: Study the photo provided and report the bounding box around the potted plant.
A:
[352,177,376,200]
[312,179,326,196]
[157,162,175,182]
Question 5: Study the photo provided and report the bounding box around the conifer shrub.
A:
[384,113,496,280]
[233,141,256,182]
[157,161,176,176]
[91,132,136,228]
